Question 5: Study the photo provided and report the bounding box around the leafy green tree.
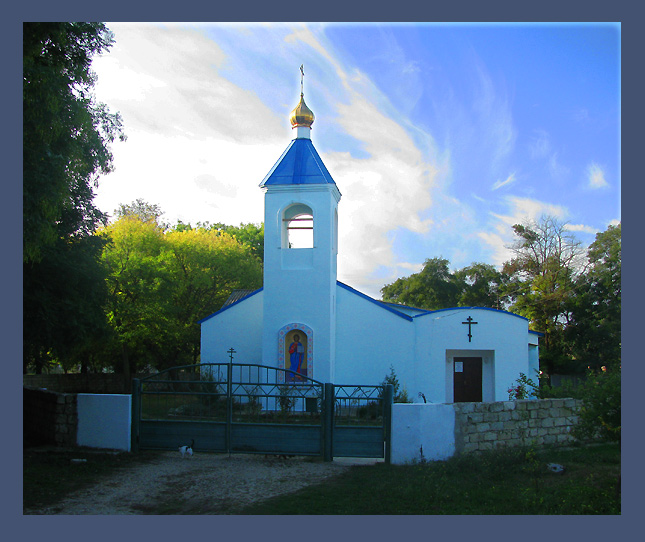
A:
[197,222,264,263]
[23,235,110,373]
[98,216,167,381]
[566,223,621,371]
[502,216,586,376]
[98,215,263,378]
[23,22,124,373]
[381,257,461,309]
[23,22,124,262]
[161,227,263,369]
[454,262,510,309]
[116,198,165,226]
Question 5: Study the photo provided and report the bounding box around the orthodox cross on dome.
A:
[300,64,304,95]
[461,316,478,342]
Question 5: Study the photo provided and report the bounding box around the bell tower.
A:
[259,66,340,383]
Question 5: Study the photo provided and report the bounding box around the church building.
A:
[199,73,541,403]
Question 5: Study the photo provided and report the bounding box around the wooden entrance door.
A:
[453,357,482,402]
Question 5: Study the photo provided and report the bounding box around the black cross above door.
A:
[461,316,478,342]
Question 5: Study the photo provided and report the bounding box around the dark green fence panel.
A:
[333,426,385,457]
[231,423,322,455]
[133,365,392,462]
[140,420,226,452]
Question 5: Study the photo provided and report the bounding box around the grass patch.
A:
[241,443,621,515]
[23,448,161,512]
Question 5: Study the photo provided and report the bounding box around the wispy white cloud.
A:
[566,223,598,234]
[492,173,517,190]
[481,196,570,266]
[586,162,609,189]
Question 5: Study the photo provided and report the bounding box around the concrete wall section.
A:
[76,394,132,451]
[391,403,456,464]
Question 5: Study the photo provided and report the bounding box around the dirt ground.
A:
[25,451,364,515]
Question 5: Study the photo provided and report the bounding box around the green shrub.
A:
[381,365,412,403]
[572,368,621,443]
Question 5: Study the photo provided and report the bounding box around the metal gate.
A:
[131,363,392,462]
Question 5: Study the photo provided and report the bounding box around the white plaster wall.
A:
[416,308,532,403]
[391,403,456,464]
[262,186,339,381]
[334,285,416,387]
[200,290,263,364]
[77,394,131,451]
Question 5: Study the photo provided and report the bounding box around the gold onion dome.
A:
[289,93,315,128]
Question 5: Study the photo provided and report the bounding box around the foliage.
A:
[97,211,263,374]
[566,223,621,372]
[454,262,511,308]
[23,22,124,373]
[23,22,124,263]
[507,372,539,400]
[571,368,621,443]
[381,258,510,310]
[189,221,264,263]
[502,216,587,375]
[116,198,166,226]
[23,235,111,373]
[381,365,411,403]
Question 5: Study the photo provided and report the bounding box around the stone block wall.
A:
[453,398,581,454]
[24,387,78,447]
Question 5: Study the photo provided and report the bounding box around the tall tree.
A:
[502,215,586,376]
[23,22,124,373]
[566,223,621,371]
[23,22,124,262]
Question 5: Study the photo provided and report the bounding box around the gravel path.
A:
[26,452,358,515]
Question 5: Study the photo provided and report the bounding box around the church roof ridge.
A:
[259,138,338,188]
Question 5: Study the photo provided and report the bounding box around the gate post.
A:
[131,378,141,453]
[226,360,233,454]
[383,383,393,465]
[323,383,334,462]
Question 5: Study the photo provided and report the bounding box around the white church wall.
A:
[334,285,415,387]
[391,403,456,463]
[262,188,339,382]
[200,290,264,365]
[417,308,532,403]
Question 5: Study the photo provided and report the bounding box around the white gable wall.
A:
[334,284,416,388]
[415,308,531,403]
[200,291,263,365]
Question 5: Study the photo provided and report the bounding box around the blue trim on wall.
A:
[416,305,530,322]
[197,288,263,324]
[336,281,542,336]
[336,281,414,322]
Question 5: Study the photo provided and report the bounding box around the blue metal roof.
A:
[259,138,337,187]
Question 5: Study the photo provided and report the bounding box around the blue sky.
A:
[91,22,620,299]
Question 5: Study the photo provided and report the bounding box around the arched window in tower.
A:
[282,203,314,248]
